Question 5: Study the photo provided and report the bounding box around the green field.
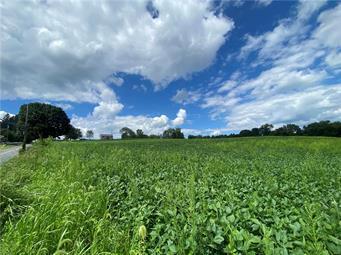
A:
[0,137,340,254]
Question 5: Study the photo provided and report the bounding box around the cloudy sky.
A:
[1,0,340,137]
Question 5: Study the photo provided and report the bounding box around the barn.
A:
[100,134,113,140]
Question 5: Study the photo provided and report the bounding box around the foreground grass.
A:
[0,137,340,254]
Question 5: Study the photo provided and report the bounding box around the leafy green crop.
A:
[0,137,340,254]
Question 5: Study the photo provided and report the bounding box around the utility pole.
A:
[0,118,2,143]
[7,124,9,141]
[22,104,29,150]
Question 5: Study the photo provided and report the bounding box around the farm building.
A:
[100,134,113,140]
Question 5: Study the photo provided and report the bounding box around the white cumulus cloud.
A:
[226,85,341,130]
[313,4,341,48]
[172,109,187,126]
[1,0,234,102]
[203,2,341,130]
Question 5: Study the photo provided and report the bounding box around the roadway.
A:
[0,145,31,164]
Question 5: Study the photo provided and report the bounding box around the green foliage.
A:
[136,129,147,138]
[237,121,341,138]
[86,130,94,139]
[0,137,340,254]
[120,127,136,139]
[120,127,159,139]
[0,114,21,142]
[162,128,184,139]
[303,121,341,137]
[192,121,340,139]
[17,102,70,141]
[65,125,82,140]
[272,124,302,136]
[259,124,274,136]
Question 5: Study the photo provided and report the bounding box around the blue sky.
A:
[1,0,340,137]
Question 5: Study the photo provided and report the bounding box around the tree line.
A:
[188,121,341,139]
[120,127,184,139]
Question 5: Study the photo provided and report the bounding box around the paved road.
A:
[0,145,31,164]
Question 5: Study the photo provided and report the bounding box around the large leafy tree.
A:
[162,128,184,139]
[17,103,70,141]
[259,124,274,136]
[120,127,136,139]
[65,125,82,140]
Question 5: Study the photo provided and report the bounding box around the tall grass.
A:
[0,137,340,254]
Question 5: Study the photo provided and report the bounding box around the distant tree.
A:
[304,121,327,136]
[162,128,184,139]
[329,121,341,137]
[175,128,184,139]
[286,124,302,135]
[162,128,173,138]
[65,125,82,140]
[272,127,286,136]
[239,129,252,137]
[251,128,260,136]
[136,129,147,138]
[188,135,203,139]
[86,130,94,139]
[259,124,273,136]
[186,121,341,139]
[120,127,136,139]
[272,124,301,136]
[0,114,21,142]
[17,103,70,141]
[303,121,341,137]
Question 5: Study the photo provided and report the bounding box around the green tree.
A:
[273,124,301,136]
[17,103,70,141]
[239,129,252,137]
[251,128,260,136]
[272,127,286,136]
[136,129,147,138]
[162,128,174,138]
[303,121,341,137]
[162,128,184,139]
[259,124,273,136]
[86,130,94,139]
[120,127,136,139]
[175,128,184,139]
[286,124,301,135]
[0,114,21,142]
[65,125,82,140]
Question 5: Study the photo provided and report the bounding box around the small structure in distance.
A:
[100,134,113,140]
